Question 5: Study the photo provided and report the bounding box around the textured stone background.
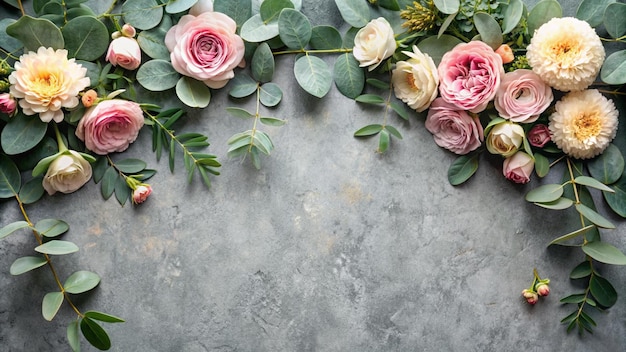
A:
[1,0,626,351]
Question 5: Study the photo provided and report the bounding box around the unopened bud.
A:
[121,24,136,38]
[522,289,538,305]
[495,44,514,64]
[536,283,550,297]
[81,89,98,108]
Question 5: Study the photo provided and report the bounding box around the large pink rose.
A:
[494,69,553,123]
[438,41,504,113]
[75,99,144,155]
[165,12,245,89]
[425,98,484,155]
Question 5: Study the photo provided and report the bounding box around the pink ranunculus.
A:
[75,99,144,155]
[528,124,551,148]
[503,151,534,184]
[494,69,553,123]
[133,184,152,204]
[438,41,504,113]
[106,36,142,70]
[165,11,245,89]
[0,93,16,115]
[425,98,484,155]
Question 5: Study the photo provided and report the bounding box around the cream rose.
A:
[352,17,396,71]
[391,45,439,112]
[76,99,144,155]
[486,121,525,157]
[42,151,93,195]
[165,11,245,89]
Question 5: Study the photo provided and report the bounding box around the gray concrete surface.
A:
[2,0,626,351]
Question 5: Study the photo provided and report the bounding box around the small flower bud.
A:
[0,93,17,115]
[522,289,538,305]
[81,89,98,108]
[111,31,122,40]
[0,61,11,76]
[121,24,136,38]
[536,283,550,297]
[496,44,514,64]
[133,184,152,204]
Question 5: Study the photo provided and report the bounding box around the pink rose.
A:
[133,184,152,204]
[438,41,504,113]
[528,124,551,148]
[106,36,142,70]
[494,69,553,123]
[0,93,16,115]
[503,151,534,184]
[75,99,144,155]
[425,98,484,155]
[165,12,245,89]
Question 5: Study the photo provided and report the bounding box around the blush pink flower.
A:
[503,151,534,184]
[425,98,484,155]
[75,99,144,155]
[0,93,16,115]
[133,184,152,204]
[495,69,553,123]
[165,11,245,89]
[8,47,90,123]
[106,36,142,70]
[438,41,504,113]
[528,124,551,148]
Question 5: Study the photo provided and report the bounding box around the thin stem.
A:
[272,48,352,56]
[248,83,263,153]
[53,123,68,153]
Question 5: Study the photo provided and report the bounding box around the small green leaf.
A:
[525,184,563,203]
[534,153,550,178]
[240,14,280,42]
[447,154,479,186]
[0,18,22,52]
[533,197,574,210]
[574,176,614,193]
[42,292,64,321]
[114,158,148,174]
[176,76,211,108]
[80,317,112,350]
[0,155,20,199]
[334,0,370,28]
[433,0,460,14]
[570,261,592,279]
[583,241,626,265]
[100,166,118,199]
[389,101,410,121]
[35,240,79,255]
[528,0,562,37]
[366,78,389,89]
[589,275,618,307]
[0,221,31,239]
[576,0,615,28]
[501,0,524,34]
[333,53,365,99]
[588,144,624,184]
[310,25,343,50]
[35,219,69,238]
[278,8,311,49]
[67,320,81,352]
[604,3,626,39]
[229,74,258,98]
[601,50,626,85]
[10,256,48,275]
[378,129,390,153]
[417,34,463,66]
[385,125,403,140]
[136,59,180,91]
[64,270,101,294]
[259,83,283,107]
[18,176,45,204]
[137,16,173,60]
[122,0,163,30]
[84,311,125,323]
[548,225,595,246]
[251,42,275,83]
[560,293,586,304]
[213,0,252,29]
[165,0,197,14]
[604,174,626,217]
[354,124,383,137]
[226,107,255,119]
[294,55,332,98]
[1,112,48,155]
[355,94,385,104]
[260,117,287,126]
[473,12,503,49]
[61,15,109,60]
[575,203,615,229]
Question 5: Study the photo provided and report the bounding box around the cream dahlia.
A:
[526,17,604,92]
[549,89,618,159]
[8,47,90,123]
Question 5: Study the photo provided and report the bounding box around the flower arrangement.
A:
[0,0,625,349]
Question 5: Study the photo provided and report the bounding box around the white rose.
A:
[486,122,525,157]
[391,45,439,112]
[352,17,396,71]
[42,151,93,195]
[189,0,213,15]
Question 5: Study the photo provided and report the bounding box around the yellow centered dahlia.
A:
[549,89,618,159]
[526,17,604,92]
[8,47,90,123]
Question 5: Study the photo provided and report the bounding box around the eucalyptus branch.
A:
[272,48,352,56]
[145,110,204,167]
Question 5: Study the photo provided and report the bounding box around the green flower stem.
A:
[248,84,263,154]
[272,48,352,56]
[53,123,68,153]
[15,194,84,318]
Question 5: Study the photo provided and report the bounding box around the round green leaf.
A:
[604,3,626,39]
[137,59,180,91]
[333,53,364,99]
[137,22,172,60]
[165,0,197,14]
[241,14,280,42]
[604,174,626,217]
[251,42,275,83]
[576,0,615,28]
[0,18,22,52]
[228,74,258,98]
[0,220,30,239]
[80,317,112,350]
[278,9,311,49]
[583,241,626,265]
[575,203,615,229]
[588,144,624,184]
[589,275,618,307]
[214,0,252,29]
[334,0,370,28]
[5,15,64,51]
[0,155,21,199]
[601,50,626,85]
[10,256,48,275]
[1,112,48,155]
[528,0,562,37]
[501,0,524,35]
[61,16,109,60]
[260,0,295,23]
[84,311,125,323]
[417,34,463,66]
[534,153,550,178]
[114,158,148,174]
[473,12,503,50]
[176,76,211,108]
[524,183,563,203]
[433,0,460,14]
[67,321,81,352]
[533,197,574,210]
[294,55,332,98]
[259,82,283,107]
[226,107,255,119]
[42,291,64,321]
[448,154,479,186]
[18,176,45,204]
[64,270,101,294]
[310,25,343,50]
[35,240,80,255]
[122,0,163,30]
[35,219,69,238]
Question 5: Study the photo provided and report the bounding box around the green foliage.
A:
[261,0,294,23]
[575,0,615,28]
[473,12,502,49]
[241,14,280,42]
[137,16,173,60]
[136,59,180,91]
[165,0,198,14]
[279,9,311,49]
[333,53,365,99]
[214,0,252,29]
[35,240,80,255]
[0,155,21,198]
[588,144,624,184]
[176,77,212,108]
[583,242,626,265]
[601,50,626,85]
[448,155,479,186]
[64,271,101,294]
[310,26,343,50]
[122,0,163,30]
[434,0,460,14]
[80,317,111,350]
[35,219,69,238]
[501,0,523,35]
[1,113,48,155]
[251,43,275,83]
[5,15,64,51]
[604,3,626,39]
[259,83,283,107]
[334,0,370,28]
[0,221,31,239]
[61,16,109,60]
[42,292,64,321]
[10,256,48,275]
[294,55,332,98]
[416,35,463,66]
[527,0,562,37]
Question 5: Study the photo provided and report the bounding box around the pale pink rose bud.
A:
[495,44,514,64]
[353,17,397,71]
[528,124,551,148]
[133,185,152,204]
[522,289,538,305]
[0,93,17,115]
[503,151,534,184]
[121,24,136,38]
[536,283,550,297]
[106,36,142,70]
[81,89,98,108]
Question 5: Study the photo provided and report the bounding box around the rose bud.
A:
[106,36,142,70]
[81,89,98,108]
[42,151,93,195]
[522,289,538,305]
[0,93,17,115]
[133,184,152,204]
[502,151,534,184]
[486,121,525,157]
[528,124,551,148]
[121,24,136,38]
[536,283,550,297]
[495,44,514,64]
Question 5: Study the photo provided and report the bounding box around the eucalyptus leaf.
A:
[5,15,64,51]
[176,76,211,108]
[385,125,403,140]
[259,83,283,107]
[240,14,280,42]
[165,0,197,14]
[525,184,563,203]
[84,311,125,323]
[448,154,479,186]
[114,158,148,174]
[600,50,626,85]
[80,317,112,350]
[0,18,22,52]
[294,55,332,98]
[0,221,30,239]
[61,16,109,60]
[1,113,48,155]
[604,3,626,39]
[570,261,592,279]
[560,293,586,304]
[260,0,294,23]
[473,12,502,49]
[527,0,562,37]
[214,0,252,29]
[10,256,48,275]
[0,155,21,199]
[251,42,275,83]
[100,166,118,199]
[378,0,400,11]
[501,0,524,34]
[583,241,626,265]
[588,144,624,184]
[354,124,383,137]
[18,177,45,204]
[35,240,80,255]
[35,219,69,238]
[122,0,163,30]
[42,291,64,321]
[604,174,626,217]
[226,107,255,119]
[310,25,343,50]
[534,153,550,178]
[137,59,180,91]
[67,321,81,352]
[574,176,614,193]
[533,197,574,210]
[355,94,385,104]
[228,74,258,98]
[334,0,370,28]
[575,0,615,28]
[260,117,287,126]
[433,0,460,14]
[589,275,618,307]
[548,224,594,245]
[137,16,173,60]
[64,270,101,294]
[575,203,615,229]
[278,9,311,49]
[417,34,463,66]
[334,53,365,99]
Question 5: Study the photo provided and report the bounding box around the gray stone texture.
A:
[2,0,626,351]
